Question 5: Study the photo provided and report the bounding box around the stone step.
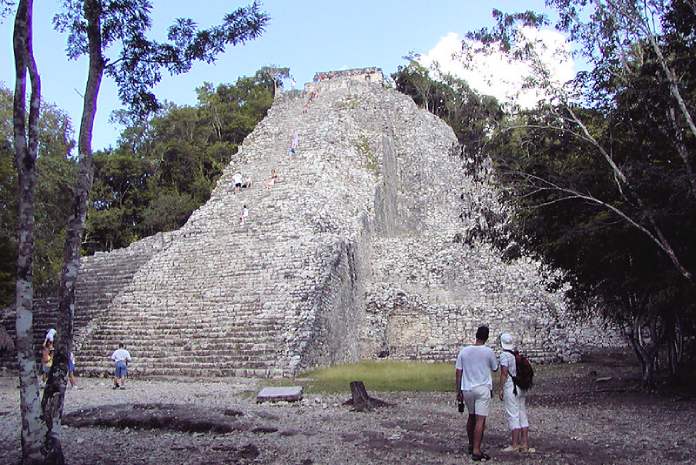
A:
[77,348,280,360]
[77,357,281,368]
[76,365,285,378]
[79,334,282,347]
[88,320,285,331]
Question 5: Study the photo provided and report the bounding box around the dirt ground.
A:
[0,353,694,465]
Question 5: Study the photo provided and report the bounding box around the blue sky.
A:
[0,1,552,150]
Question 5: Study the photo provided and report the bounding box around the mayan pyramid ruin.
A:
[1,68,624,377]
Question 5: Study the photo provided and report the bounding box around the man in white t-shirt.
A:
[455,325,499,461]
[111,343,132,390]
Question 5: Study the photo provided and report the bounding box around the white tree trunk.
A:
[42,2,105,463]
[12,0,46,463]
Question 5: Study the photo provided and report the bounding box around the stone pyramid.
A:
[1,68,624,377]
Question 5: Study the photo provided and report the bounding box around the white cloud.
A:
[418,30,575,109]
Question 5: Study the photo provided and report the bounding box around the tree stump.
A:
[346,381,390,412]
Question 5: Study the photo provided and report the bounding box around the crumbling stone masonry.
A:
[1,69,625,377]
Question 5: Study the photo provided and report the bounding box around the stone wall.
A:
[312,67,383,83]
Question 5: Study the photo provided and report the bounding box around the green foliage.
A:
[477,3,696,379]
[354,134,378,175]
[0,85,76,307]
[392,62,503,168]
[53,0,269,116]
[299,360,454,393]
[85,69,276,253]
[141,190,199,235]
[258,65,290,97]
[335,96,360,110]
[0,0,14,20]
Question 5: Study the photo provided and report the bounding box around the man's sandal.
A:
[471,452,491,461]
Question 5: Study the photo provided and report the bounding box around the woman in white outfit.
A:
[498,332,534,453]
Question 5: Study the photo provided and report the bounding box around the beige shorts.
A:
[462,385,491,417]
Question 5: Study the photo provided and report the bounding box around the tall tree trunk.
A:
[627,313,658,388]
[42,1,105,463]
[12,1,45,463]
[628,329,654,387]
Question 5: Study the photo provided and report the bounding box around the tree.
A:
[7,1,269,463]
[259,65,290,98]
[392,60,438,112]
[85,70,275,252]
[466,2,696,384]
[83,147,153,253]
[392,62,502,163]
[0,85,77,307]
[10,1,45,462]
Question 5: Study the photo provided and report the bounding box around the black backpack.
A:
[504,349,534,395]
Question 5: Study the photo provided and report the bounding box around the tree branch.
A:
[507,170,693,281]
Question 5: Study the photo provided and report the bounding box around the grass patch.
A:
[354,135,379,176]
[296,360,454,394]
[335,96,360,110]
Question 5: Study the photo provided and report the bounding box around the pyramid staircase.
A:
[72,84,380,377]
[2,71,621,377]
[1,238,158,369]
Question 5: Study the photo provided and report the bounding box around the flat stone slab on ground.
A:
[257,386,303,403]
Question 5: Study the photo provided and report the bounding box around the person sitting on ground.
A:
[265,168,279,189]
[240,204,249,225]
[111,343,131,389]
[232,171,243,193]
[242,174,252,189]
[498,332,534,453]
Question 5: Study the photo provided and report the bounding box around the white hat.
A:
[500,332,515,351]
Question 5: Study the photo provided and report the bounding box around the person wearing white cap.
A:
[498,332,534,453]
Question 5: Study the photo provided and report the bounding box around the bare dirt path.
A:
[0,354,694,465]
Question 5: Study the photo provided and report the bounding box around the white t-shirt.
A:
[111,348,131,364]
[233,172,242,184]
[45,328,56,342]
[455,344,499,391]
[500,351,517,389]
